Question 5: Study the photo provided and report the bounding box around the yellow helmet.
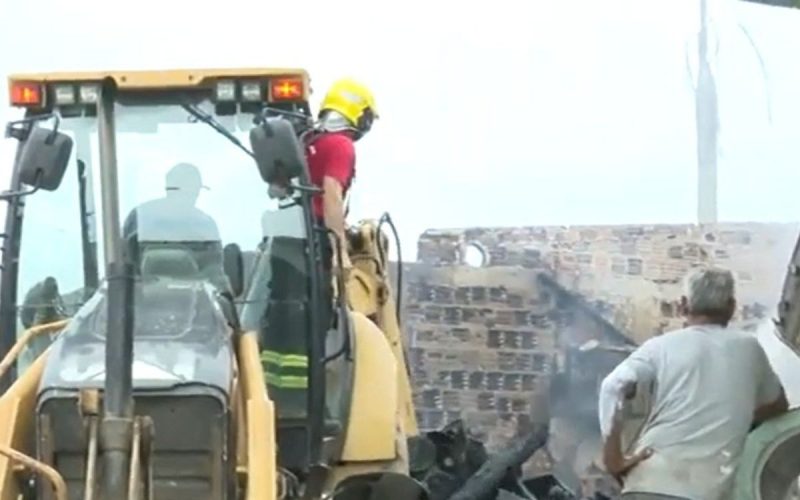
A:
[319,78,378,139]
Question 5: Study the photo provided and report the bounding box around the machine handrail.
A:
[0,320,69,382]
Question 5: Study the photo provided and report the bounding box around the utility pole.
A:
[693,0,786,224]
[696,0,719,225]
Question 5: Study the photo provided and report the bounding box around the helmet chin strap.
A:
[318,110,355,134]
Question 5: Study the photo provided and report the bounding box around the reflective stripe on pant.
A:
[261,350,309,389]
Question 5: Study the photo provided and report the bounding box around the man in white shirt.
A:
[597,267,789,500]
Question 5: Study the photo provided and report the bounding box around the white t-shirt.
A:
[598,325,784,500]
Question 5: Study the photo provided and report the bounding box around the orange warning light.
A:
[9,82,43,107]
[270,78,303,101]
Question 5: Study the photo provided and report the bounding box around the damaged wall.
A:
[401,222,799,490]
[414,223,798,342]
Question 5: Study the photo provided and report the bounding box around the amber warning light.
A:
[270,78,303,101]
[10,82,43,107]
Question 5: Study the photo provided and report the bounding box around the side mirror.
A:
[18,127,73,191]
[223,243,245,297]
[249,118,306,186]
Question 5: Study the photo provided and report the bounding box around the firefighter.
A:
[305,77,378,279]
[261,79,377,419]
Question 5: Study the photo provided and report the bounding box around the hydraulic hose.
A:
[376,213,402,325]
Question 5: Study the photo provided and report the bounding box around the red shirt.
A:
[306,132,356,220]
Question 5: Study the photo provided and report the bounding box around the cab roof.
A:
[8,67,310,97]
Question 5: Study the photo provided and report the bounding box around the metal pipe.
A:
[83,416,98,500]
[97,78,135,500]
[127,419,142,500]
[0,444,68,500]
[97,79,122,265]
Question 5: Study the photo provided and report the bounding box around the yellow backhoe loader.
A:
[0,67,439,500]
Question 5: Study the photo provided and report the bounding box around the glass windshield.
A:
[114,102,272,291]
[14,98,307,368]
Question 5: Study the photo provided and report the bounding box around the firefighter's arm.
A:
[322,176,351,270]
[320,135,355,271]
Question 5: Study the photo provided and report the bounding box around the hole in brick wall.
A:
[496,397,511,413]
[505,331,521,349]
[487,330,502,348]
[451,327,470,341]
[512,398,529,413]
[471,287,487,302]
[521,331,537,349]
[522,374,537,391]
[469,372,485,389]
[451,371,466,389]
[490,287,508,302]
[490,247,508,264]
[421,389,441,409]
[462,308,477,322]
[477,392,495,410]
[503,374,521,391]
[455,287,470,303]
[444,307,461,324]
[627,258,643,275]
[532,354,547,372]
[668,246,683,259]
[433,286,454,303]
[487,372,503,390]
[463,242,489,267]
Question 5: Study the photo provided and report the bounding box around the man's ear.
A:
[678,296,689,316]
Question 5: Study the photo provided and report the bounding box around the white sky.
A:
[1,0,800,260]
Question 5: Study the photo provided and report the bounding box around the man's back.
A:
[126,197,220,242]
[620,325,780,499]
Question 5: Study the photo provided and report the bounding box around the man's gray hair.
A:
[683,267,736,315]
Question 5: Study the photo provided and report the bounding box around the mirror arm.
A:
[5,113,61,142]
[274,183,322,210]
[0,171,42,201]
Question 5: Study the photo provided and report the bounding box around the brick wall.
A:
[415,223,798,343]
